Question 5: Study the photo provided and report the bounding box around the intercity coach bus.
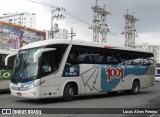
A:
[0,49,17,90]
[9,39,155,101]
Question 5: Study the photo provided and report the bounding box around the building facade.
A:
[0,12,36,29]
[136,43,160,64]
[46,23,68,39]
[0,21,45,49]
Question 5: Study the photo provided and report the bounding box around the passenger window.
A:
[7,55,16,69]
[148,59,154,64]
[106,56,118,64]
[92,54,103,64]
[76,54,92,63]
[41,64,52,73]
[119,54,132,65]
[39,51,59,77]
[40,56,53,76]
[143,59,149,65]
[0,54,7,70]
[133,58,143,65]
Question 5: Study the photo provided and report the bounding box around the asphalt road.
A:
[0,82,160,117]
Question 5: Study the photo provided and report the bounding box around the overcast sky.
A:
[0,0,160,46]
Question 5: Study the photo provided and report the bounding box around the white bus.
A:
[9,39,155,101]
[0,49,17,90]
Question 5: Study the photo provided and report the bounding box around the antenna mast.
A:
[123,9,138,48]
[91,0,110,43]
[50,7,65,38]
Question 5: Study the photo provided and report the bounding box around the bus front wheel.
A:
[131,81,140,94]
[63,84,74,101]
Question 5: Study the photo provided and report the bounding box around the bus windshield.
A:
[12,44,68,82]
[13,48,39,80]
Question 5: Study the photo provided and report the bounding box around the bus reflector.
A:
[104,46,114,48]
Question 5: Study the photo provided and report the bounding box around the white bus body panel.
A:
[0,80,9,89]
[79,64,101,94]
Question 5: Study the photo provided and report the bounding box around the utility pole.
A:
[123,9,138,48]
[28,0,66,39]
[68,27,76,40]
[91,0,109,43]
[50,7,65,39]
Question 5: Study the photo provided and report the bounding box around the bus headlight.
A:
[26,82,40,89]
[26,80,45,89]
[10,80,45,91]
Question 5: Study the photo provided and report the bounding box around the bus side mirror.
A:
[33,48,56,63]
[5,52,18,66]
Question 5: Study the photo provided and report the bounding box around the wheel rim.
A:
[69,88,74,96]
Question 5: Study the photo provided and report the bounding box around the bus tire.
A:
[131,81,140,94]
[63,84,74,101]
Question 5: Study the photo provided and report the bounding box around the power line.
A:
[64,10,92,26]
[27,0,142,43]
[28,0,92,27]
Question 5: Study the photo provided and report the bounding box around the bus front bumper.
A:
[10,86,40,99]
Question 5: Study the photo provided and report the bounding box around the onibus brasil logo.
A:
[0,70,12,80]
[106,66,124,81]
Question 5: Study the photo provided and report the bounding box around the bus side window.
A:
[143,56,154,65]
[119,54,132,65]
[133,58,143,65]
[77,54,86,63]
[92,54,103,64]
[84,54,92,63]
[65,54,74,68]
[106,56,118,64]
[143,59,149,65]
[39,51,59,77]
[7,56,16,69]
[41,63,52,73]
[148,59,154,64]
[75,54,92,64]
[0,54,6,70]
[40,55,53,75]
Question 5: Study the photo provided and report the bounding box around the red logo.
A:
[106,66,124,81]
